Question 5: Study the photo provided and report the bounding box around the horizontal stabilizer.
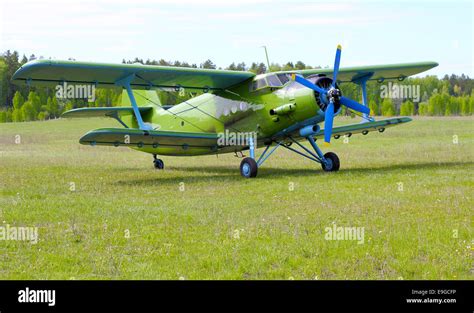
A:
[62,106,153,118]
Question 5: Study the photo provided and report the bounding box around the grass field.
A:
[0,116,472,280]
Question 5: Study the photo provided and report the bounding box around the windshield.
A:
[250,74,291,91]
[277,73,290,85]
[266,74,282,87]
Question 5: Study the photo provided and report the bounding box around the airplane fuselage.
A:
[128,73,334,156]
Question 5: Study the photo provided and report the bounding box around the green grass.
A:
[0,116,473,280]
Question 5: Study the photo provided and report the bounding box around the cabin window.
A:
[250,74,291,92]
[266,74,282,87]
[277,73,290,85]
[252,78,268,90]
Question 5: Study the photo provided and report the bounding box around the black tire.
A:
[240,157,258,178]
[153,159,164,170]
[321,152,340,172]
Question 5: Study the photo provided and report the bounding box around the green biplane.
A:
[12,46,437,177]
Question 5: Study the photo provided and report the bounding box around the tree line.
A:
[1,50,473,123]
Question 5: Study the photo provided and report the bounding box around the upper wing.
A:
[12,60,255,91]
[278,61,438,83]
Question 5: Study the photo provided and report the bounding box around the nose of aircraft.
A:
[291,45,371,144]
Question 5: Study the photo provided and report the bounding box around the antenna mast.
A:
[261,46,271,72]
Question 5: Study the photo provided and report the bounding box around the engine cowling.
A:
[306,75,342,114]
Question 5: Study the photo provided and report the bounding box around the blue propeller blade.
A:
[324,100,335,143]
[292,74,327,94]
[332,45,342,88]
[340,96,370,115]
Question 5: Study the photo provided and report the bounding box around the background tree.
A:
[11,91,25,122]
[0,110,6,122]
[418,102,429,116]
[282,62,294,71]
[295,61,306,70]
[235,62,246,71]
[269,63,282,72]
[200,59,216,69]
[1,50,473,122]
[368,99,379,116]
[226,62,237,71]
[21,100,37,121]
[381,98,395,116]
[400,100,415,116]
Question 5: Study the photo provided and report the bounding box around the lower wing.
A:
[80,128,218,148]
[280,117,411,142]
[314,117,411,140]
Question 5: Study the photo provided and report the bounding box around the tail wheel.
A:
[321,152,340,172]
[153,158,164,170]
[240,157,258,178]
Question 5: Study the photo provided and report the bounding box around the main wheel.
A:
[321,152,340,172]
[153,158,164,169]
[240,157,258,178]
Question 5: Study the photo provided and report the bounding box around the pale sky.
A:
[1,0,472,77]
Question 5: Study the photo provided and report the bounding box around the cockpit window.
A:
[277,73,290,85]
[250,73,292,92]
[266,74,282,87]
[252,78,267,90]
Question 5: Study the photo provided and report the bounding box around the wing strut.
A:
[115,74,152,130]
[352,73,374,122]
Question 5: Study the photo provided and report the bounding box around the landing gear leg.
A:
[153,154,164,170]
[282,136,340,172]
[240,136,258,178]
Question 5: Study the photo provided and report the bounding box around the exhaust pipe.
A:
[299,124,320,137]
